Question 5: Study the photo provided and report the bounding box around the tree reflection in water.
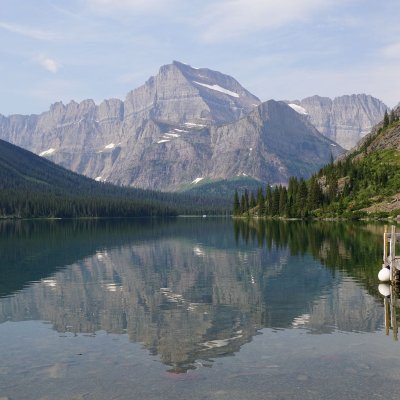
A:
[0,219,391,372]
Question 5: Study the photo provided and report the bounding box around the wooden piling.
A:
[383,225,388,264]
[391,287,399,341]
[384,297,390,336]
[390,225,397,282]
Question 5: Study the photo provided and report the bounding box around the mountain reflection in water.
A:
[0,219,387,372]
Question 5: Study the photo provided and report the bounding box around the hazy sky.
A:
[1,0,400,115]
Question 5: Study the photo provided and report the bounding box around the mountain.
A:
[0,61,342,190]
[0,139,230,217]
[287,94,388,150]
[208,100,343,185]
[124,60,261,125]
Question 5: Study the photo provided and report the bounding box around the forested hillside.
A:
[0,139,229,218]
[234,109,400,219]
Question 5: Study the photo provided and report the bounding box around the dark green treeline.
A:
[233,175,326,218]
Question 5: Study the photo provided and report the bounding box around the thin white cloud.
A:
[197,0,339,43]
[84,0,175,14]
[0,21,58,41]
[34,55,61,74]
[41,58,60,74]
[381,42,400,59]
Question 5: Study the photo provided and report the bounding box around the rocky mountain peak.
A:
[124,61,261,126]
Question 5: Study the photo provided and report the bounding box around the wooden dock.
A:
[382,226,400,340]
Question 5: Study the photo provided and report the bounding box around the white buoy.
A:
[378,283,391,297]
[378,267,391,282]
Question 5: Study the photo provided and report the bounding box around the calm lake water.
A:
[0,218,399,399]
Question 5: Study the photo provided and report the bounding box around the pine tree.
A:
[327,173,338,202]
[287,177,299,216]
[244,189,249,212]
[279,186,288,216]
[307,177,323,210]
[250,192,257,209]
[390,109,396,125]
[383,110,389,128]
[272,186,280,216]
[257,187,265,216]
[240,194,246,214]
[233,190,240,215]
[265,185,273,216]
[295,179,308,215]
[287,195,294,218]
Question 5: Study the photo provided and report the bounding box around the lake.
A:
[0,218,399,399]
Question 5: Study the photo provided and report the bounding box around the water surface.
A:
[0,219,399,399]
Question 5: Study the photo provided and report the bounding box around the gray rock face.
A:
[124,61,260,125]
[109,100,343,189]
[287,94,388,149]
[208,100,343,185]
[0,61,342,190]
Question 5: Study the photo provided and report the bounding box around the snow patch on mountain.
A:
[193,81,240,98]
[191,177,204,184]
[184,122,206,128]
[174,129,188,133]
[39,148,56,157]
[288,104,308,115]
[164,133,180,138]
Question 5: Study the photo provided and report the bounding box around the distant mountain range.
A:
[0,61,387,191]
[287,94,388,150]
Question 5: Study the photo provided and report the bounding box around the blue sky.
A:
[1,0,400,115]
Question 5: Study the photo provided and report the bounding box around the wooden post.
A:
[391,225,396,282]
[393,301,398,341]
[384,297,390,336]
[383,225,388,264]
[390,286,398,341]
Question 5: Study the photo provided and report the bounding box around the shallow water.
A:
[0,219,399,399]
